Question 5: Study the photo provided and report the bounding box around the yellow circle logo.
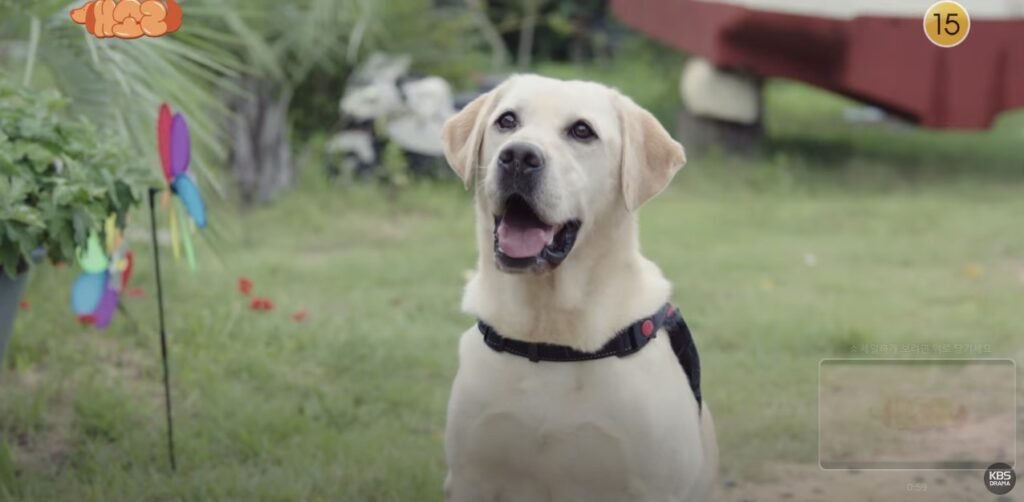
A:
[924,1,970,48]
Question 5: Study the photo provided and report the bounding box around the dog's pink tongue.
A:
[498,221,555,258]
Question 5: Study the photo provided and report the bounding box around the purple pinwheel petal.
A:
[169,113,191,177]
[92,283,119,329]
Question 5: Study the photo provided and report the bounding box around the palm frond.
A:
[5,3,244,196]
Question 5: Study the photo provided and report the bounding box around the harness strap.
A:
[477,303,703,411]
[663,306,702,411]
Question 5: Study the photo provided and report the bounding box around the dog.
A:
[441,75,717,502]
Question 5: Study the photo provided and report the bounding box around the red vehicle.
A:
[612,0,1024,133]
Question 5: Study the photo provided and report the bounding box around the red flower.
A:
[291,310,308,322]
[238,277,254,296]
[249,297,274,311]
[18,300,30,311]
[78,315,95,325]
[126,287,145,298]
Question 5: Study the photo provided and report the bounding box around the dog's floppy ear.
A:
[441,83,504,189]
[617,94,686,211]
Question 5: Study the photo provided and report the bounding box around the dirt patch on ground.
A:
[716,462,1012,502]
[2,366,74,477]
[3,331,162,476]
[717,403,1024,501]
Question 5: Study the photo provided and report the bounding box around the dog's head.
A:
[442,75,685,274]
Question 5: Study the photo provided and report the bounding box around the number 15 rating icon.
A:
[924,1,971,48]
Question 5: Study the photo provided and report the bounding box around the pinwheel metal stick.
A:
[148,187,177,471]
[140,103,205,471]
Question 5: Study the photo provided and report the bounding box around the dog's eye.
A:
[568,121,597,141]
[496,112,518,131]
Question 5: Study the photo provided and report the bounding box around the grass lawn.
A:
[2,79,1023,500]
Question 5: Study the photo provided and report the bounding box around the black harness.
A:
[477,303,702,411]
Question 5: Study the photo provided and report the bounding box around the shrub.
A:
[0,82,154,277]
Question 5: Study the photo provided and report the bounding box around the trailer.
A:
[611,0,1024,150]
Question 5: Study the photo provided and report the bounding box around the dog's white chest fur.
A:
[445,329,707,502]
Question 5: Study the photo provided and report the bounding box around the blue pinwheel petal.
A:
[71,272,107,315]
[172,175,207,228]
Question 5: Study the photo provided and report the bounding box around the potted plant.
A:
[0,82,152,363]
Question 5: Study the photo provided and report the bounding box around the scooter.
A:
[327,53,457,179]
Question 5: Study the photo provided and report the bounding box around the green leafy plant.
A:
[0,82,154,277]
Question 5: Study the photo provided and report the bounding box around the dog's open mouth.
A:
[493,194,581,273]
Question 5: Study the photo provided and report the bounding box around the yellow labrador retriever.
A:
[441,75,717,502]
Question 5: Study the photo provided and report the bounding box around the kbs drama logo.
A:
[985,463,1016,495]
[70,0,182,40]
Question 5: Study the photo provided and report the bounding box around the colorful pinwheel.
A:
[70,216,134,329]
[157,104,206,269]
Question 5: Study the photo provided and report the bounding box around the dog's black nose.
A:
[497,142,545,177]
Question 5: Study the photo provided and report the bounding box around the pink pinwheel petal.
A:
[158,104,173,182]
[120,251,134,290]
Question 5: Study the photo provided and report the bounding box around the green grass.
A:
[2,71,1023,499]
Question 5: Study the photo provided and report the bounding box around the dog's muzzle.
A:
[493,194,581,274]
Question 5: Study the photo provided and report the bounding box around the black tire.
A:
[676,106,764,158]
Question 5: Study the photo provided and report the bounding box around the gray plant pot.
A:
[0,272,29,365]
